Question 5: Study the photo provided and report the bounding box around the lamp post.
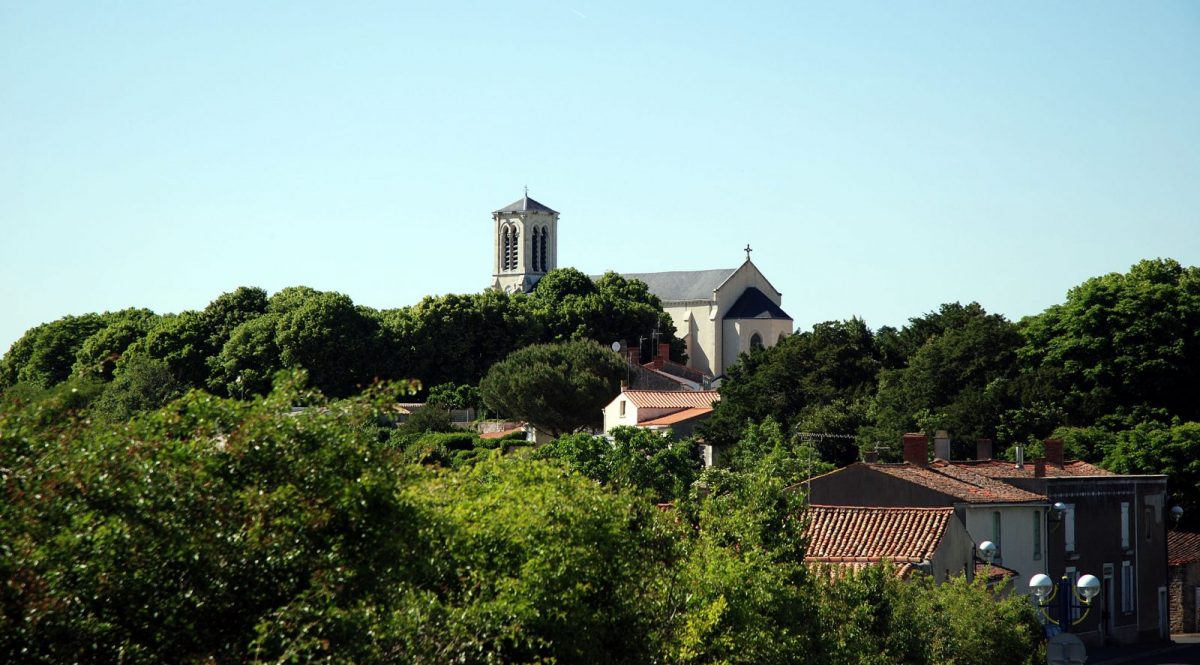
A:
[1029,572,1101,633]
[979,540,997,563]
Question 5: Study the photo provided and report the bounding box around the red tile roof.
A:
[622,390,720,409]
[805,505,954,565]
[976,562,1020,583]
[956,459,1114,478]
[864,461,1047,504]
[639,407,714,426]
[1169,531,1200,565]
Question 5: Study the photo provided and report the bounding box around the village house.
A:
[804,505,976,583]
[806,433,1171,646]
[602,388,720,440]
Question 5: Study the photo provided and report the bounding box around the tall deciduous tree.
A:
[701,318,880,463]
[71,308,160,381]
[480,340,625,436]
[870,302,1021,447]
[529,268,684,361]
[1019,258,1200,426]
[0,314,109,389]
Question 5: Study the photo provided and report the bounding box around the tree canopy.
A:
[480,339,626,436]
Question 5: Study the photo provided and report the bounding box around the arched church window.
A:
[540,227,549,272]
[503,226,513,271]
[750,333,764,351]
[531,227,540,273]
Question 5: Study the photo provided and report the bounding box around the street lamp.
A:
[979,540,997,564]
[1029,572,1101,632]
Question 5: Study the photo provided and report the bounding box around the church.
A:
[490,193,793,379]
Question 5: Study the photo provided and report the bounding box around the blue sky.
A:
[2,1,1198,353]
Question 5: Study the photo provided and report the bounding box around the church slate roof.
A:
[495,195,558,214]
[723,287,792,320]
[619,268,737,302]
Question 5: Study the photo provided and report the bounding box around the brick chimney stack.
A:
[1044,438,1064,468]
[902,433,929,466]
[627,347,641,366]
[976,438,993,461]
[1034,458,1046,478]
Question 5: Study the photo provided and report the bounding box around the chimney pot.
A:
[934,430,951,461]
[1044,438,1065,468]
[902,433,929,466]
[976,438,993,461]
[1034,458,1046,478]
[1014,445,1025,470]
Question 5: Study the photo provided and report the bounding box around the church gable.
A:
[724,287,792,321]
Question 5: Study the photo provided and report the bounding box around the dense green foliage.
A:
[1,270,684,409]
[0,377,1040,664]
[536,426,701,503]
[701,259,1200,523]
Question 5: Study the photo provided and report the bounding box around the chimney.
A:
[1014,445,1025,470]
[1044,438,1064,468]
[1034,458,1046,478]
[934,430,951,461]
[976,438,993,461]
[627,347,641,366]
[651,342,670,370]
[864,449,879,463]
[902,433,929,466]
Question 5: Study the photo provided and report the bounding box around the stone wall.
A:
[1171,563,1200,634]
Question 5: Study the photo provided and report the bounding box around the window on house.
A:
[619,400,626,417]
[1064,504,1076,553]
[992,511,1002,559]
[1033,509,1042,560]
[750,333,763,350]
[1145,505,1154,541]
[1121,501,1130,549]
[1121,561,1134,613]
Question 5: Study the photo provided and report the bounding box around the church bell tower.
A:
[491,191,559,294]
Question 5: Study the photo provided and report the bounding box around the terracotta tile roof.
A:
[955,459,1115,478]
[639,407,713,426]
[805,505,954,565]
[1169,531,1200,565]
[976,561,1020,583]
[622,390,720,409]
[865,461,1047,504]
